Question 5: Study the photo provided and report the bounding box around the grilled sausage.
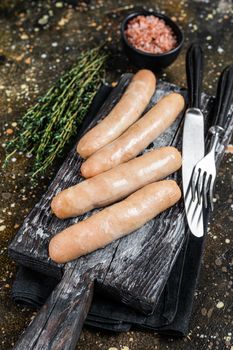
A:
[77,70,156,159]
[81,93,185,178]
[49,180,181,263]
[51,147,181,219]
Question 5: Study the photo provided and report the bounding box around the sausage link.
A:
[51,146,181,219]
[49,180,181,263]
[77,70,156,159]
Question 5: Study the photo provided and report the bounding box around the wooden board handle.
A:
[13,269,94,350]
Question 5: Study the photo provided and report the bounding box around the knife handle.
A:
[211,65,233,129]
[186,43,204,109]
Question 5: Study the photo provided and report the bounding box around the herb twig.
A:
[4,47,107,177]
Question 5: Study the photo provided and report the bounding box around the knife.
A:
[182,43,205,237]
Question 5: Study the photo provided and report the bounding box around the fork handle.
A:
[212,65,233,128]
[186,43,204,109]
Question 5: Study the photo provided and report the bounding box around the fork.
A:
[191,64,233,211]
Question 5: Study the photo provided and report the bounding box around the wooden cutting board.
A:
[9,75,232,350]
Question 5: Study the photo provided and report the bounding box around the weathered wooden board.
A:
[9,75,192,314]
[10,76,233,350]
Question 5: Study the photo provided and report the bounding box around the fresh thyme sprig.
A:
[4,47,107,177]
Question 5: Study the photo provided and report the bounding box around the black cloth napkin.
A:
[11,83,207,336]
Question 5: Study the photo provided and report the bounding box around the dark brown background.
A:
[0,1,232,349]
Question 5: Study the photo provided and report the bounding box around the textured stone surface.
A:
[0,1,232,349]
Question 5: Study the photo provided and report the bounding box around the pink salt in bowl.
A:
[121,10,184,71]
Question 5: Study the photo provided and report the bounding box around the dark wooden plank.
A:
[11,79,185,350]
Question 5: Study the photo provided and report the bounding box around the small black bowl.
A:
[121,10,184,71]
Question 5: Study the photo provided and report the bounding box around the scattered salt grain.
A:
[55,2,63,8]
[216,301,224,309]
[217,47,224,54]
[38,15,49,26]
[20,33,29,40]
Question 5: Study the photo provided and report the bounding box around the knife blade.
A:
[182,108,205,237]
[182,43,205,237]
